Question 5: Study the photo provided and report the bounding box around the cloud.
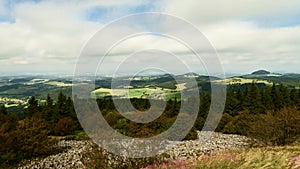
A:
[164,0,300,25]
[0,0,300,75]
[162,0,300,73]
[0,1,102,73]
[0,0,165,74]
[199,21,300,73]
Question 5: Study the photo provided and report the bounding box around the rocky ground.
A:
[16,131,258,169]
[17,141,92,169]
[165,131,255,159]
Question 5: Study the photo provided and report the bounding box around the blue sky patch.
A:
[83,2,159,23]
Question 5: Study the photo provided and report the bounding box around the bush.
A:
[0,114,56,167]
[222,111,258,135]
[81,143,170,169]
[249,107,300,145]
[54,117,76,136]
[15,116,55,158]
[216,113,233,132]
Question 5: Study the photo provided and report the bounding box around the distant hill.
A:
[251,70,270,75]
[1,70,300,101]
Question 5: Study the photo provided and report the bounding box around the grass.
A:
[143,145,300,169]
[49,130,90,141]
[92,87,181,100]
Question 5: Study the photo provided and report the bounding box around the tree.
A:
[279,84,290,107]
[199,92,211,119]
[224,88,239,116]
[56,91,67,117]
[42,94,54,122]
[24,96,39,118]
[235,86,244,111]
[298,89,300,105]
[236,86,243,101]
[0,104,7,115]
[261,87,273,111]
[244,82,263,114]
[270,83,282,111]
[242,86,250,109]
[290,88,298,106]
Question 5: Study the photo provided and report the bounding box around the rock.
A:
[16,131,258,168]
[164,131,254,159]
[17,140,91,169]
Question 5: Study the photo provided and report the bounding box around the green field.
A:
[92,87,181,100]
[213,77,272,85]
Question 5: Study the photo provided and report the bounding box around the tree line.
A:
[96,83,300,145]
[218,83,300,145]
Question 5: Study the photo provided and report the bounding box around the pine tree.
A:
[236,86,243,101]
[279,84,290,107]
[247,82,263,114]
[242,83,262,113]
[271,83,282,111]
[260,88,266,111]
[242,86,250,109]
[298,89,300,103]
[235,86,244,111]
[42,94,54,122]
[56,91,67,117]
[224,88,239,116]
[25,96,39,118]
[0,104,7,115]
[290,88,298,106]
[263,87,274,110]
[199,92,211,119]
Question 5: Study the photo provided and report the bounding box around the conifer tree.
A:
[263,87,274,110]
[42,94,54,122]
[199,92,211,119]
[279,84,290,106]
[298,89,300,102]
[247,82,263,113]
[235,86,244,111]
[25,96,39,118]
[242,86,250,109]
[271,83,282,111]
[236,86,243,101]
[56,91,67,117]
[224,88,239,116]
[290,88,298,106]
[0,104,7,115]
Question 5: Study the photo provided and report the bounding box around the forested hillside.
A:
[1,82,300,168]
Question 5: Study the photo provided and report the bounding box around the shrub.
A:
[54,117,76,136]
[216,113,233,132]
[249,107,300,145]
[0,115,56,167]
[81,143,170,169]
[15,116,55,158]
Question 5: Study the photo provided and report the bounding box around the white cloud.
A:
[199,21,300,73]
[0,0,300,74]
[0,1,104,73]
[164,0,300,24]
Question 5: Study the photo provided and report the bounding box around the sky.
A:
[1,0,300,76]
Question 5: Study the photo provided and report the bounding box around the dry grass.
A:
[143,144,300,169]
